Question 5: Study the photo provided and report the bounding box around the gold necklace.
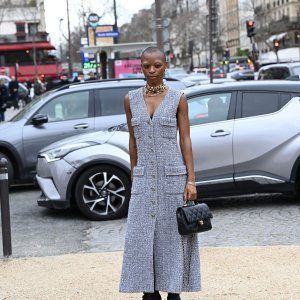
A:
[144,83,167,97]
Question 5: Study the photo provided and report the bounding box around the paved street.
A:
[0,187,299,258]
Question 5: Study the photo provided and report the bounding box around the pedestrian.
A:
[119,46,200,300]
[33,76,45,97]
[59,74,70,86]
[87,72,96,80]
[0,79,8,122]
[8,75,19,109]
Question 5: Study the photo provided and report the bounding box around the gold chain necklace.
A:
[144,83,167,97]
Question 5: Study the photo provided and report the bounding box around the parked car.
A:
[0,78,191,185]
[257,63,300,80]
[36,80,300,221]
[230,69,255,81]
[184,73,210,84]
[165,68,189,80]
[207,68,225,79]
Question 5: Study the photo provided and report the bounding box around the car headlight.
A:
[40,141,98,162]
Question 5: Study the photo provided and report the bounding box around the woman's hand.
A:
[184,182,197,201]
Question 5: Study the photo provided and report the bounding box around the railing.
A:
[0,34,48,44]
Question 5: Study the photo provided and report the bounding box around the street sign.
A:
[88,13,99,28]
[96,31,120,38]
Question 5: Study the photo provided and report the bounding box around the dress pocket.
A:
[159,117,177,139]
[165,165,187,194]
[131,117,142,139]
[131,166,145,194]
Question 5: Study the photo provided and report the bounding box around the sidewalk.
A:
[0,246,299,300]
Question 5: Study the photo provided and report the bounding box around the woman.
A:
[120,46,201,300]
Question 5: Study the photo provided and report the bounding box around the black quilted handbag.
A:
[176,201,213,235]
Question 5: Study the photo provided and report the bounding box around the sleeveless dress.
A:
[119,87,201,293]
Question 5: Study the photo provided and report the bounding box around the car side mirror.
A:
[32,114,48,126]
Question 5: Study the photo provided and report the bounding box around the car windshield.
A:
[9,90,54,122]
[292,66,300,75]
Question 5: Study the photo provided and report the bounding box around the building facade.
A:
[254,0,300,54]
[0,0,59,81]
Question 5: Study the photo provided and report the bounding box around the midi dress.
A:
[119,87,201,294]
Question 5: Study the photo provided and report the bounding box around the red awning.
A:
[0,42,56,52]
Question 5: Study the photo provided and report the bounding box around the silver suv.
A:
[0,78,188,185]
[36,81,300,221]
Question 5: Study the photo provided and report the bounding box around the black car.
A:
[230,69,255,81]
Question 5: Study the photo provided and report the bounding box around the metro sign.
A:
[96,31,120,38]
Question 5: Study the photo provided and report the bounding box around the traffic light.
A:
[246,20,255,38]
[273,39,280,52]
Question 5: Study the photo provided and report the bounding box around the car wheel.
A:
[296,172,300,201]
[0,152,14,185]
[74,165,131,221]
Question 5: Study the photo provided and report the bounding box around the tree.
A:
[119,9,154,44]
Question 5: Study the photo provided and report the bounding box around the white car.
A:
[36,81,300,221]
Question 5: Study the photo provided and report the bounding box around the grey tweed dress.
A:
[119,87,201,294]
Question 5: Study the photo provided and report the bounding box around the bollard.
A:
[0,158,12,257]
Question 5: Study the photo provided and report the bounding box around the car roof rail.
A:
[55,77,181,91]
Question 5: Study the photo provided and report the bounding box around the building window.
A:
[16,22,25,33]
[28,23,38,36]
[190,0,199,11]
[295,32,300,44]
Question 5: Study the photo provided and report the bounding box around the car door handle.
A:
[74,123,89,129]
[210,130,231,137]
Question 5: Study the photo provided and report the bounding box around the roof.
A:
[0,42,55,52]
[184,80,300,97]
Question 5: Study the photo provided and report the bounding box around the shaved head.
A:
[141,46,166,62]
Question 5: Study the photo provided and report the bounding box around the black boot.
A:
[142,291,162,300]
[167,293,181,300]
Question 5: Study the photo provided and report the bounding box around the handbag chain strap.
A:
[181,234,194,288]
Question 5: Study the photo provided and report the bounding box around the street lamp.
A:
[59,18,64,60]
[297,34,300,61]
[66,0,73,77]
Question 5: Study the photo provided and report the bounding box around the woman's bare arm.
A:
[124,95,137,179]
[177,94,197,200]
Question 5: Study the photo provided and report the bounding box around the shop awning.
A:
[266,32,288,43]
[0,42,56,52]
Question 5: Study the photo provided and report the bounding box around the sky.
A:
[44,0,154,48]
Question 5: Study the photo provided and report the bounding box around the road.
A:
[0,187,299,258]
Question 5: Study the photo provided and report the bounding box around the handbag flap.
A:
[181,203,213,223]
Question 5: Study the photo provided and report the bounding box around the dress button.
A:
[151,187,155,191]
[148,135,152,138]
[152,175,156,178]
[151,214,155,218]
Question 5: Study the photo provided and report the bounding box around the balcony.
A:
[0,33,49,44]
